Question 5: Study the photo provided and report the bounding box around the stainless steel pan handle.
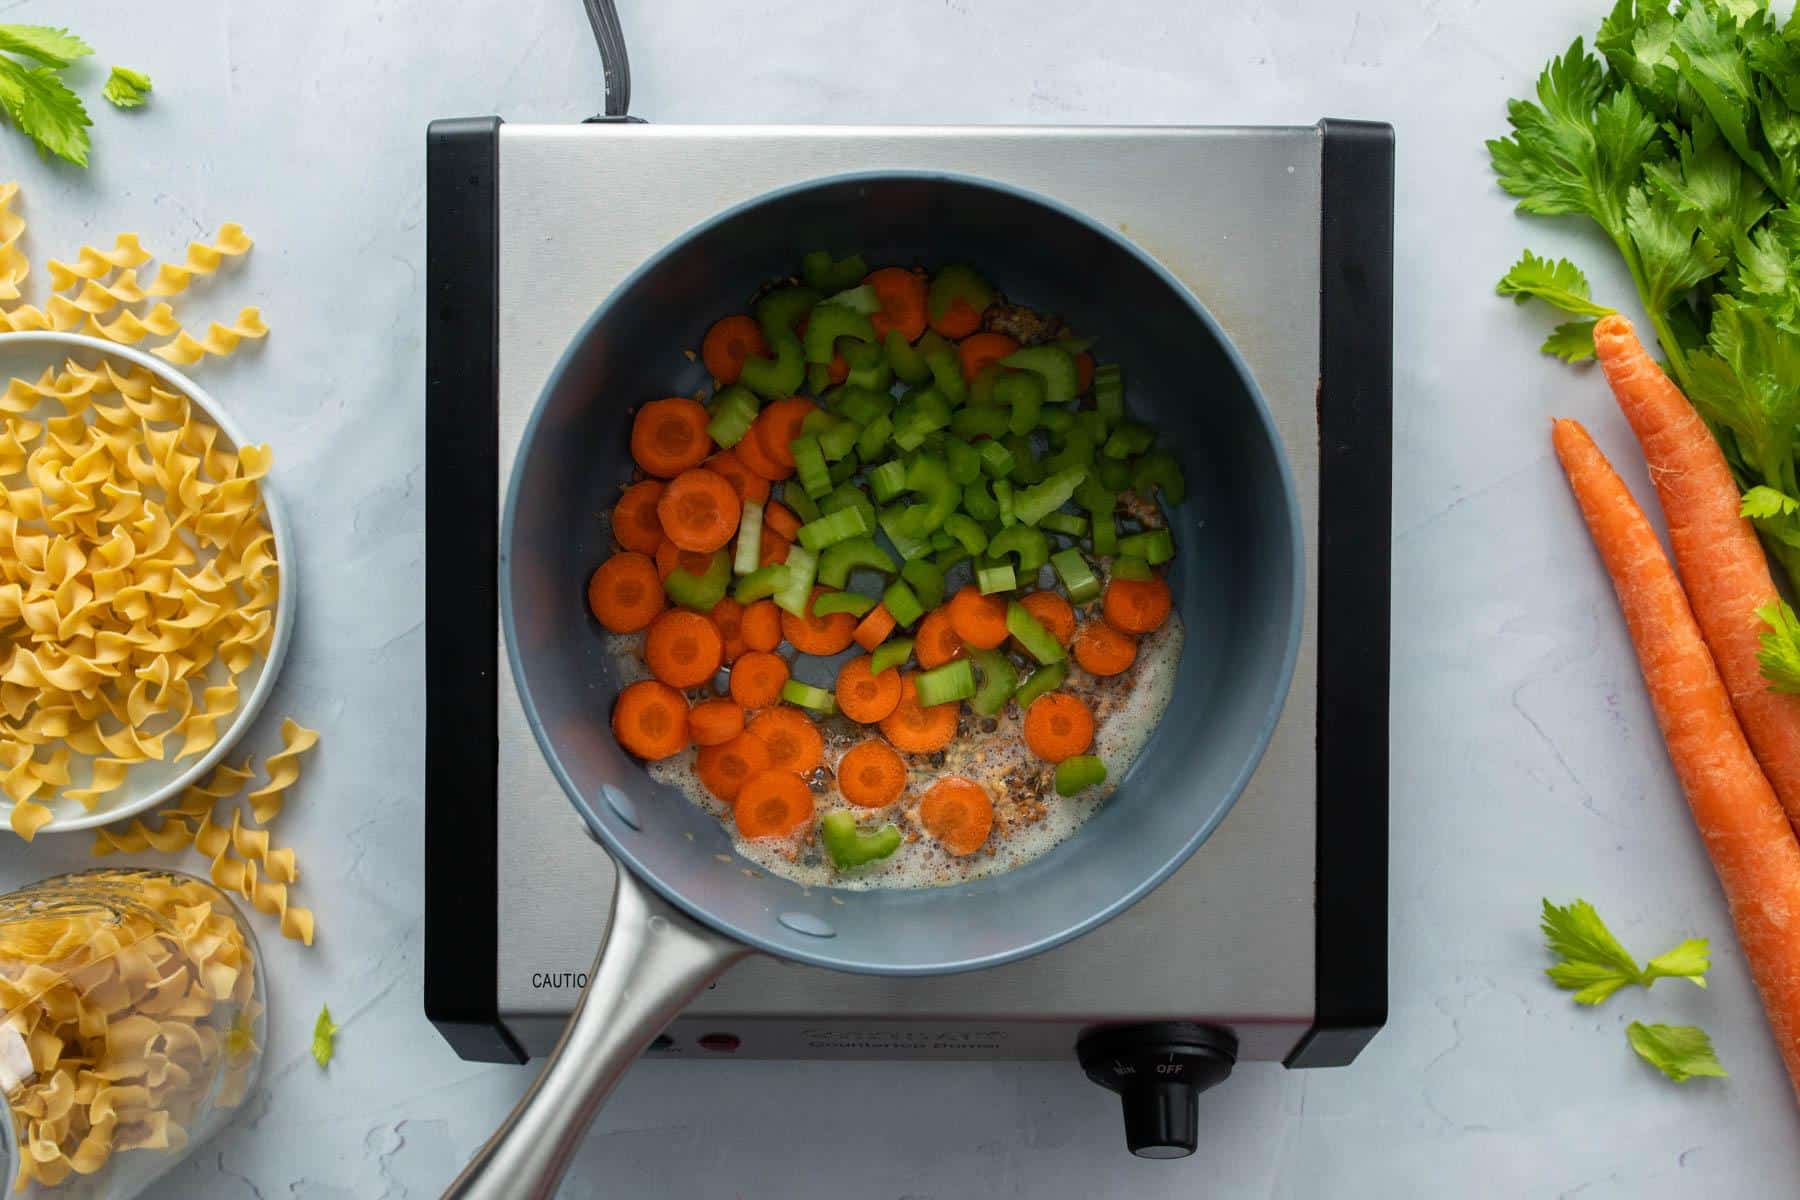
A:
[443,869,749,1199]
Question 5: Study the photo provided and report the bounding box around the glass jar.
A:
[0,869,266,1198]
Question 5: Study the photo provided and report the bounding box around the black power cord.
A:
[581,0,632,117]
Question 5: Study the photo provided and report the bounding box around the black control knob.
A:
[1077,1023,1238,1159]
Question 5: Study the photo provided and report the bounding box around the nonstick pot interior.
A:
[503,172,1303,975]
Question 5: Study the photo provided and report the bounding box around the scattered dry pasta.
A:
[0,869,264,1191]
[0,184,24,303]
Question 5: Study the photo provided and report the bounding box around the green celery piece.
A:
[822,283,882,314]
[943,513,989,556]
[822,484,876,528]
[926,265,994,325]
[1097,458,1132,492]
[1111,554,1153,581]
[821,810,902,869]
[818,417,862,462]
[739,335,805,400]
[834,384,893,428]
[1042,430,1096,476]
[902,558,946,609]
[886,330,932,384]
[857,413,895,462]
[734,563,790,603]
[967,362,1005,407]
[945,437,982,484]
[1118,528,1175,565]
[899,454,961,534]
[805,361,832,396]
[976,558,1017,595]
[804,304,877,365]
[1054,755,1107,796]
[1093,362,1124,427]
[1039,511,1087,538]
[979,438,1015,478]
[995,479,1015,528]
[1014,467,1090,527]
[1076,477,1119,556]
[783,480,822,524]
[1131,451,1187,505]
[951,406,1010,440]
[1052,548,1100,603]
[829,453,860,485]
[925,342,968,406]
[930,529,955,552]
[1055,334,1095,356]
[1006,601,1066,665]
[882,577,925,627]
[781,679,838,714]
[792,435,832,498]
[870,637,914,675]
[813,590,878,618]
[1495,249,1619,317]
[801,250,869,293]
[665,550,731,611]
[989,524,1051,576]
[1039,407,1075,437]
[797,504,875,552]
[963,477,1000,522]
[892,388,953,450]
[933,545,971,573]
[1072,410,1108,447]
[706,385,760,448]
[967,647,1019,717]
[817,536,897,588]
[1006,435,1044,485]
[994,370,1045,435]
[774,546,819,616]
[733,500,765,576]
[879,505,935,561]
[1014,660,1068,710]
[1103,422,1155,460]
[915,658,976,706]
[1000,345,1079,405]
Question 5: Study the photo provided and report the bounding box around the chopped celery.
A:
[962,477,999,522]
[1118,528,1175,566]
[968,647,1019,717]
[945,437,981,484]
[791,435,832,498]
[734,563,789,603]
[733,500,765,577]
[1132,451,1187,505]
[995,479,1015,528]
[818,417,862,462]
[1103,421,1154,459]
[988,525,1051,575]
[801,251,869,294]
[892,388,952,451]
[706,384,759,448]
[805,361,832,395]
[882,578,925,628]
[870,637,914,675]
[797,505,875,552]
[1089,510,1119,556]
[834,385,892,428]
[1098,458,1133,492]
[828,453,860,485]
[979,438,1015,479]
[943,513,989,556]
[781,678,838,714]
[666,550,732,611]
[773,546,819,616]
[929,529,955,552]
[755,285,819,339]
[740,335,805,400]
[804,305,876,365]
[1015,660,1068,711]
[1054,754,1107,796]
[1093,362,1124,427]
[1073,410,1109,447]
[994,371,1045,435]
[1051,548,1100,603]
[950,406,1010,440]
[813,590,878,618]
[999,345,1079,405]
[821,810,901,869]
[900,455,960,534]
[915,658,976,706]
[1043,430,1096,476]
[783,481,822,524]
[1039,511,1087,538]
[1014,467,1089,527]
[926,265,994,327]
[1005,435,1044,485]
[857,413,894,462]
[1055,335,1095,356]
[901,558,946,609]
[1111,555,1153,581]
[822,484,876,528]
[817,536,897,588]
[802,409,838,437]
[933,545,971,573]
[976,558,1017,595]
[886,329,932,384]
[879,505,935,561]
[821,284,880,314]
[924,343,967,406]
[1006,600,1066,665]
[1040,408,1076,437]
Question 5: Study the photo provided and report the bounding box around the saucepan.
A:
[447,172,1303,1198]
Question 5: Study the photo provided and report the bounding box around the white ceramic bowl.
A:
[0,332,295,833]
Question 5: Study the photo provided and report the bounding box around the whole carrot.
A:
[1553,417,1800,1103]
[1594,314,1800,833]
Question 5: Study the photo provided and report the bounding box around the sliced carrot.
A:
[696,731,770,803]
[764,501,801,542]
[919,776,993,856]
[748,706,824,775]
[587,552,665,633]
[703,448,771,505]
[865,267,928,343]
[914,607,965,668]
[1018,590,1075,647]
[879,675,960,754]
[689,697,746,747]
[754,398,817,470]
[740,600,782,653]
[930,296,982,340]
[1553,416,1800,1103]
[947,585,1009,650]
[853,604,896,651]
[656,468,741,553]
[655,539,715,582]
[835,655,903,724]
[782,588,858,656]
[732,416,793,481]
[838,739,907,808]
[1073,621,1136,677]
[630,397,712,478]
[734,770,815,838]
[1075,351,1095,396]
[611,480,667,555]
[958,332,1020,382]
[728,650,789,709]
[644,609,724,689]
[1103,576,1172,635]
[710,596,748,663]
[611,679,689,761]
[701,314,768,385]
[1023,692,1095,763]
[759,530,792,567]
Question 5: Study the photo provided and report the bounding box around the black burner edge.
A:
[1284,119,1393,1070]
[424,116,526,1065]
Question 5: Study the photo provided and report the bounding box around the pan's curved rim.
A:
[501,169,1305,976]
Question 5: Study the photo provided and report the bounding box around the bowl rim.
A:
[0,331,296,833]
